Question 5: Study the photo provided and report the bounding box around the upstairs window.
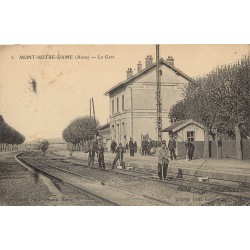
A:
[117,97,119,113]
[122,95,124,111]
[112,100,114,115]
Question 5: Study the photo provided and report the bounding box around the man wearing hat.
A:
[129,138,134,156]
[157,141,169,180]
[85,146,96,168]
[185,139,195,161]
[97,144,105,169]
[168,135,177,160]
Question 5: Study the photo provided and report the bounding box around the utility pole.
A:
[90,98,92,117]
[92,97,97,135]
[156,44,162,144]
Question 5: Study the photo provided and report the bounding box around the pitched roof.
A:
[162,119,204,133]
[98,123,110,130]
[104,58,194,95]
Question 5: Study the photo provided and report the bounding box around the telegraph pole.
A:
[156,44,162,144]
[90,98,92,117]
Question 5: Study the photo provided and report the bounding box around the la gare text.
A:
[18,54,115,60]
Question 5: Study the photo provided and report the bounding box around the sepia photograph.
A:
[0,44,249,206]
[1,1,250,249]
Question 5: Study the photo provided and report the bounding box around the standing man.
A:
[185,140,195,161]
[110,140,117,153]
[86,146,95,168]
[97,145,105,169]
[112,143,124,169]
[168,135,177,160]
[157,142,169,180]
[141,138,148,156]
[129,138,134,156]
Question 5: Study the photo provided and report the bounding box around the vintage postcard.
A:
[0,44,249,206]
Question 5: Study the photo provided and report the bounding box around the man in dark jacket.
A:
[112,143,124,169]
[97,145,105,169]
[129,138,134,156]
[185,140,195,160]
[86,146,95,168]
[141,139,148,156]
[168,135,177,160]
[110,140,117,153]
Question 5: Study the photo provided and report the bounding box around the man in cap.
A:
[129,138,134,156]
[157,141,169,180]
[185,139,195,161]
[97,144,105,169]
[168,135,177,160]
[86,146,95,168]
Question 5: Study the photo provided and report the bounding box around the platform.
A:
[54,150,250,184]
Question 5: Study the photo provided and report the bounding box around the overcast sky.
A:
[0,44,248,142]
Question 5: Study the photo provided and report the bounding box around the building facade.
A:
[104,55,193,147]
[162,119,205,142]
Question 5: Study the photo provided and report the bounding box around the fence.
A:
[242,139,250,159]
[177,139,250,160]
[177,141,204,159]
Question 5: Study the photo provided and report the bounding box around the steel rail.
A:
[15,152,118,205]
[16,152,173,206]
[46,154,250,202]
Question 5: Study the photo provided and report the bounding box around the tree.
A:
[183,75,224,158]
[62,116,99,155]
[168,100,187,123]
[215,56,249,159]
[0,115,25,151]
[168,55,249,159]
[38,140,49,155]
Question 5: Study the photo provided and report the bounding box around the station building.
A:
[104,55,193,146]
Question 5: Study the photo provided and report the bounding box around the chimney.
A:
[126,68,133,79]
[166,56,174,67]
[145,55,153,68]
[137,61,142,72]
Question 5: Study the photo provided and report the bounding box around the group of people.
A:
[141,138,155,155]
[167,135,195,161]
[86,144,106,170]
[111,139,138,157]
[85,135,195,181]
[127,138,137,156]
[86,142,125,170]
[157,135,195,180]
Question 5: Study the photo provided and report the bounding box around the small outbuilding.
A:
[162,119,205,159]
[162,119,204,142]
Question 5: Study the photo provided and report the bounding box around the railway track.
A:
[15,152,173,206]
[45,152,250,205]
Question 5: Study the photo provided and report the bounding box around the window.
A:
[112,100,114,115]
[117,124,120,143]
[117,97,119,113]
[122,95,124,111]
[187,131,195,141]
[122,122,125,134]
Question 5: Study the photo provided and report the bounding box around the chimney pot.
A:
[137,61,142,72]
[166,56,174,67]
[126,67,133,79]
[145,54,153,68]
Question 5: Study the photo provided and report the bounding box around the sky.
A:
[0,44,249,142]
